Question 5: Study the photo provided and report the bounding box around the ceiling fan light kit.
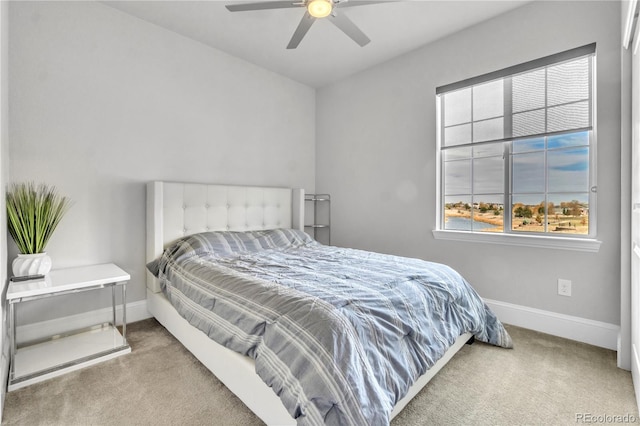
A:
[307,0,332,18]
[225,0,382,49]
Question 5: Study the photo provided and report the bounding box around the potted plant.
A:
[6,182,72,277]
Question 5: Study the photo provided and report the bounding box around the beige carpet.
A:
[2,319,637,425]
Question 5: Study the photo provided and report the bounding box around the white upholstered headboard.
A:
[146,181,304,292]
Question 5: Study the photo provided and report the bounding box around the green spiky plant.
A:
[6,183,72,254]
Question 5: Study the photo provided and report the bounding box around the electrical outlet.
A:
[558,279,572,297]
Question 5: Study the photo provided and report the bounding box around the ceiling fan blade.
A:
[287,12,316,49]
[328,12,370,47]
[226,1,300,12]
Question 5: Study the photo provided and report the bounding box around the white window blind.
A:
[440,45,593,147]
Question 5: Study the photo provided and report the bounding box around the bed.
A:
[145,181,511,425]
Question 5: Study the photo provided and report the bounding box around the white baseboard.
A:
[485,298,619,350]
[16,299,152,345]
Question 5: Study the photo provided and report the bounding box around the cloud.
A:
[550,161,588,172]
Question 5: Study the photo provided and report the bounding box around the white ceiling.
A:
[103,0,531,88]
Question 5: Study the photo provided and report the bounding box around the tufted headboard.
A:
[146,181,305,292]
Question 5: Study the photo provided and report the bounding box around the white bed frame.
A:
[146,181,471,425]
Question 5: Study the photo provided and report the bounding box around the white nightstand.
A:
[7,263,131,391]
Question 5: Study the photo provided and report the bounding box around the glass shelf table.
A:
[7,263,131,391]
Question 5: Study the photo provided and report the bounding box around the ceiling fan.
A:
[225,0,385,49]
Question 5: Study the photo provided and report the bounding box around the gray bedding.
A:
[148,229,512,425]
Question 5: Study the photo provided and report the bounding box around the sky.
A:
[444,131,590,206]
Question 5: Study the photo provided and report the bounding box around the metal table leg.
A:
[121,283,127,344]
[9,301,16,382]
[111,284,116,328]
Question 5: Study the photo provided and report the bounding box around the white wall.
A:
[316,1,622,325]
[8,1,316,325]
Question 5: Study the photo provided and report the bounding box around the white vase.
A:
[12,253,52,277]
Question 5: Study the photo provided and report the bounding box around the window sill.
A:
[431,229,601,252]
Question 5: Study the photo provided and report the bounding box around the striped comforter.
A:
[148,229,512,425]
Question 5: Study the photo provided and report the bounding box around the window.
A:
[436,44,596,245]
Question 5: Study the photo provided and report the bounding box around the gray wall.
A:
[316,1,622,324]
[1,0,9,416]
[619,0,633,369]
[8,1,316,324]
[7,1,624,329]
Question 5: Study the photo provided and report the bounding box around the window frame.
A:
[433,45,601,252]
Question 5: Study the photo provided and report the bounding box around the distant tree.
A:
[569,200,582,216]
[514,206,533,218]
[513,204,522,217]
